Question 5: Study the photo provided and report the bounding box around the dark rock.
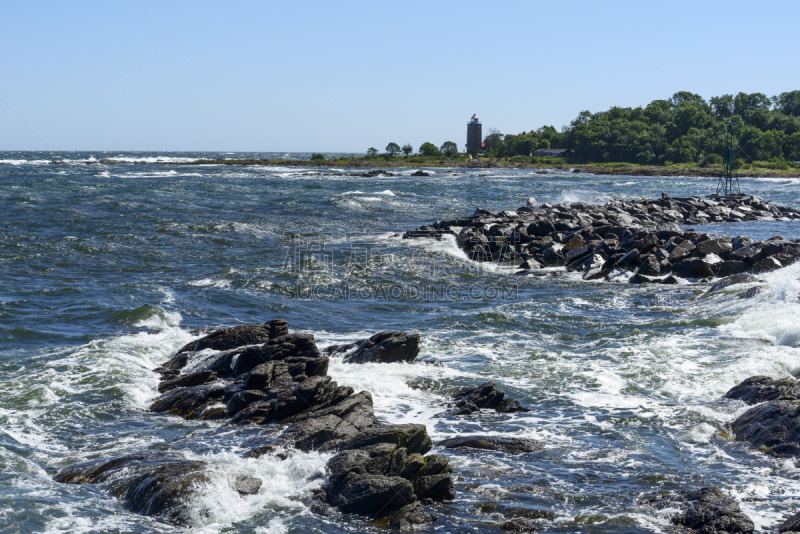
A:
[54,453,212,525]
[233,333,321,377]
[329,473,414,515]
[730,399,800,457]
[737,286,765,299]
[411,170,430,177]
[669,240,697,263]
[157,370,217,393]
[337,424,433,456]
[496,398,531,413]
[636,254,662,277]
[752,256,783,273]
[725,376,800,405]
[174,320,287,357]
[780,510,800,532]
[335,332,420,364]
[150,384,226,419]
[438,435,544,453]
[704,274,761,297]
[717,261,749,277]
[380,501,436,529]
[666,487,754,534]
[672,258,716,279]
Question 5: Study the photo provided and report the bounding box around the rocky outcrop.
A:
[724,376,800,405]
[644,487,754,534]
[444,382,531,416]
[55,321,454,525]
[439,435,544,453]
[324,331,420,364]
[730,399,800,457]
[323,424,454,521]
[404,195,800,282]
[53,453,261,525]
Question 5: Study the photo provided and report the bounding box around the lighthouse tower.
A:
[467,114,482,152]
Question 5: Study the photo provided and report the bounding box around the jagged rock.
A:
[380,501,436,529]
[327,331,420,364]
[438,435,544,453]
[780,510,800,532]
[337,424,433,456]
[157,370,217,393]
[657,487,755,534]
[672,257,716,279]
[730,399,800,457]
[54,453,212,525]
[174,319,288,359]
[725,376,800,405]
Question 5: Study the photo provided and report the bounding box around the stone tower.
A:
[467,114,482,152]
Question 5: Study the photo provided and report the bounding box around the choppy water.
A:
[1,151,800,533]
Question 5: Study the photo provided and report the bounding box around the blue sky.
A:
[1,0,798,152]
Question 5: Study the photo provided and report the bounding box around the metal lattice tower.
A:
[716,121,741,196]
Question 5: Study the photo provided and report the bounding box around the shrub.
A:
[310,153,325,161]
[699,153,723,167]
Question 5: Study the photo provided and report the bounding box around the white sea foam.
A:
[181,449,329,531]
[189,278,232,289]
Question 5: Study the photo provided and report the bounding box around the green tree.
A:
[385,142,401,157]
[366,147,378,156]
[786,132,800,160]
[419,142,441,157]
[710,94,734,119]
[776,91,800,117]
[440,141,458,156]
[402,143,413,156]
[482,129,503,151]
[310,153,325,161]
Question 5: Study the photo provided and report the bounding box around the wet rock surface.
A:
[53,321,453,525]
[404,194,800,281]
[645,486,754,534]
[444,382,531,416]
[439,435,544,453]
[724,375,800,405]
[324,331,421,364]
[730,399,800,457]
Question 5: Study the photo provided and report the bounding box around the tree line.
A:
[366,141,460,158]
[490,90,800,166]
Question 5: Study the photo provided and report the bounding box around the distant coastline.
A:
[46,156,800,178]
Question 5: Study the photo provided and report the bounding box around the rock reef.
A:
[54,321,453,526]
[404,194,800,282]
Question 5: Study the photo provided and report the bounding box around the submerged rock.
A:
[445,382,531,416]
[54,453,255,525]
[645,486,754,534]
[724,376,800,405]
[438,435,544,453]
[730,399,800,457]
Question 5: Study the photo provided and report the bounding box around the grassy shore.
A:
[72,155,800,178]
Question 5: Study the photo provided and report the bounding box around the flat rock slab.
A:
[438,435,544,453]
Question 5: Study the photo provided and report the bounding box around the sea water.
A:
[1,152,799,533]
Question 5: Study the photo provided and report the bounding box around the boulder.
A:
[328,331,420,364]
[54,453,212,525]
[174,319,288,358]
[438,435,544,453]
[724,376,800,405]
[671,257,716,279]
[667,487,754,534]
[730,399,800,457]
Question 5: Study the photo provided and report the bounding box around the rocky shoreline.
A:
[51,317,800,532]
[404,193,800,285]
[53,321,542,529]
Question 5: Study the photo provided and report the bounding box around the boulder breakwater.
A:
[404,194,800,284]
